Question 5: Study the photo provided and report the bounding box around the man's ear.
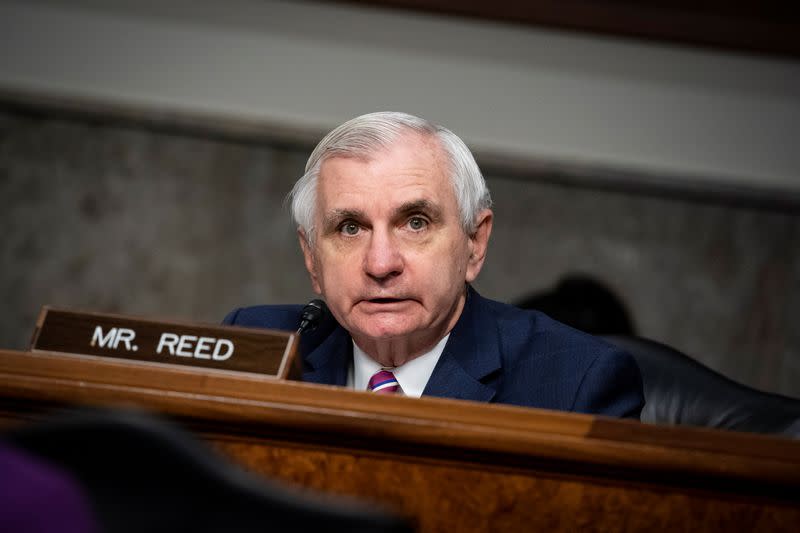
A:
[298,229,323,295]
[465,209,493,283]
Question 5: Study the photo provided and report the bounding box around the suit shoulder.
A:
[476,296,594,373]
[222,304,304,332]
[572,345,644,417]
[486,299,642,415]
[222,304,344,357]
[493,301,617,367]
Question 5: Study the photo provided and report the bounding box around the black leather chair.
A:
[5,408,412,533]
[603,335,800,437]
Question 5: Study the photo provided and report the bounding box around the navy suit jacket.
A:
[223,286,644,418]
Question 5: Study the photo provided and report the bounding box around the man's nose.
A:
[363,228,403,281]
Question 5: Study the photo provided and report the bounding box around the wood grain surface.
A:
[1,348,798,531]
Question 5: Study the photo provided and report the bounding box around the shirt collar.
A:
[348,334,449,398]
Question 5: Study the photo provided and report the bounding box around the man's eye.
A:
[340,222,360,236]
[408,216,428,231]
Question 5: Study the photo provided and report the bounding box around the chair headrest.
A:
[602,335,800,437]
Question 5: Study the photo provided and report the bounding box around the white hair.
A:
[289,111,492,243]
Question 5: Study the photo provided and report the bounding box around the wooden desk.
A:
[1,348,798,531]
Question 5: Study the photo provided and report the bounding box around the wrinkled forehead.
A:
[314,134,456,213]
[317,131,451,182]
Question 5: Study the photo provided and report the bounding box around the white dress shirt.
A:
[347,334,450,397]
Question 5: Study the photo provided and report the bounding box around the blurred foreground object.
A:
[4,408,411,533]
[0,441,98,533]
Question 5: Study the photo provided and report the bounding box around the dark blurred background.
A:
[1,0,799,397]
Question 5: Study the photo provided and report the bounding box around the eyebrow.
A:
[322,209,365,232]
[395,199,442,221]
[320,200,443,232]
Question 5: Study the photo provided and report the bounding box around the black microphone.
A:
[297,299,328,335]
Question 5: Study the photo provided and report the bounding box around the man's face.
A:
[299,133,492,359]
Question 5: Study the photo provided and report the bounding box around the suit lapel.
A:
[302,326,351,386]
[423,286,501,402]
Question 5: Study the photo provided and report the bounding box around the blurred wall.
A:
[1,0,799,397]
[1,0,799,195]
[2,110,798,397]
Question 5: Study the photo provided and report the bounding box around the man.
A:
[224,111,643,417]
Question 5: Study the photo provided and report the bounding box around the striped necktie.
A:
[368,370,400,394]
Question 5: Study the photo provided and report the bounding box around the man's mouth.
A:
[366,298,405,304]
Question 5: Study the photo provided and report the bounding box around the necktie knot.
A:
[368,370,400,394]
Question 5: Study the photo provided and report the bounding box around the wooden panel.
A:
[210,439,800,532]
[1,348,798,531]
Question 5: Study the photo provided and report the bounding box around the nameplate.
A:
[29,307,299,379]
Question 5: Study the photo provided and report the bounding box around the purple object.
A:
[0,442,98,533]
